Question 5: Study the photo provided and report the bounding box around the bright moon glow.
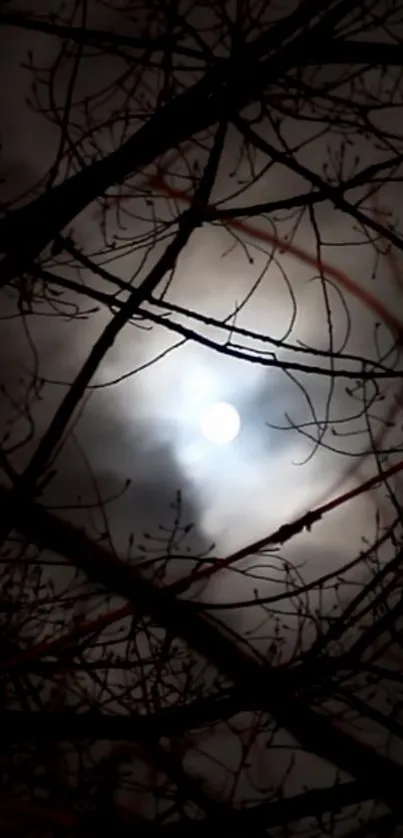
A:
[200,401,241,445]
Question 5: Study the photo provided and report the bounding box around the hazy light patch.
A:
[200,401,241,444]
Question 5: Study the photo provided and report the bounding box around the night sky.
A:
[1,0,403,830]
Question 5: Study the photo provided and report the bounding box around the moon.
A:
[199,401,241,445]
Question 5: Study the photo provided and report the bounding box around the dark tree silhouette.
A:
[1,1,403,836]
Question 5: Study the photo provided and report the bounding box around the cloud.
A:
[0,3,401,593]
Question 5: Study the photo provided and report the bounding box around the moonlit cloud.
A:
[1,2,401,583]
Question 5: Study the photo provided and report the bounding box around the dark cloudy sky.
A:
[0,0,402,645]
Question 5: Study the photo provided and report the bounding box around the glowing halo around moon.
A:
[199,401,241,445]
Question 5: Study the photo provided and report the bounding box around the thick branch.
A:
[209,153,403,221]
[0,694,248,742]
[3,481,403,812]
[0,0,362,285]
[4,11,402,68]
[233,116,403,255]
[0,119,227,557]
[78,780,375,837]
[0,706,376,834]
[0,11,205,59]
